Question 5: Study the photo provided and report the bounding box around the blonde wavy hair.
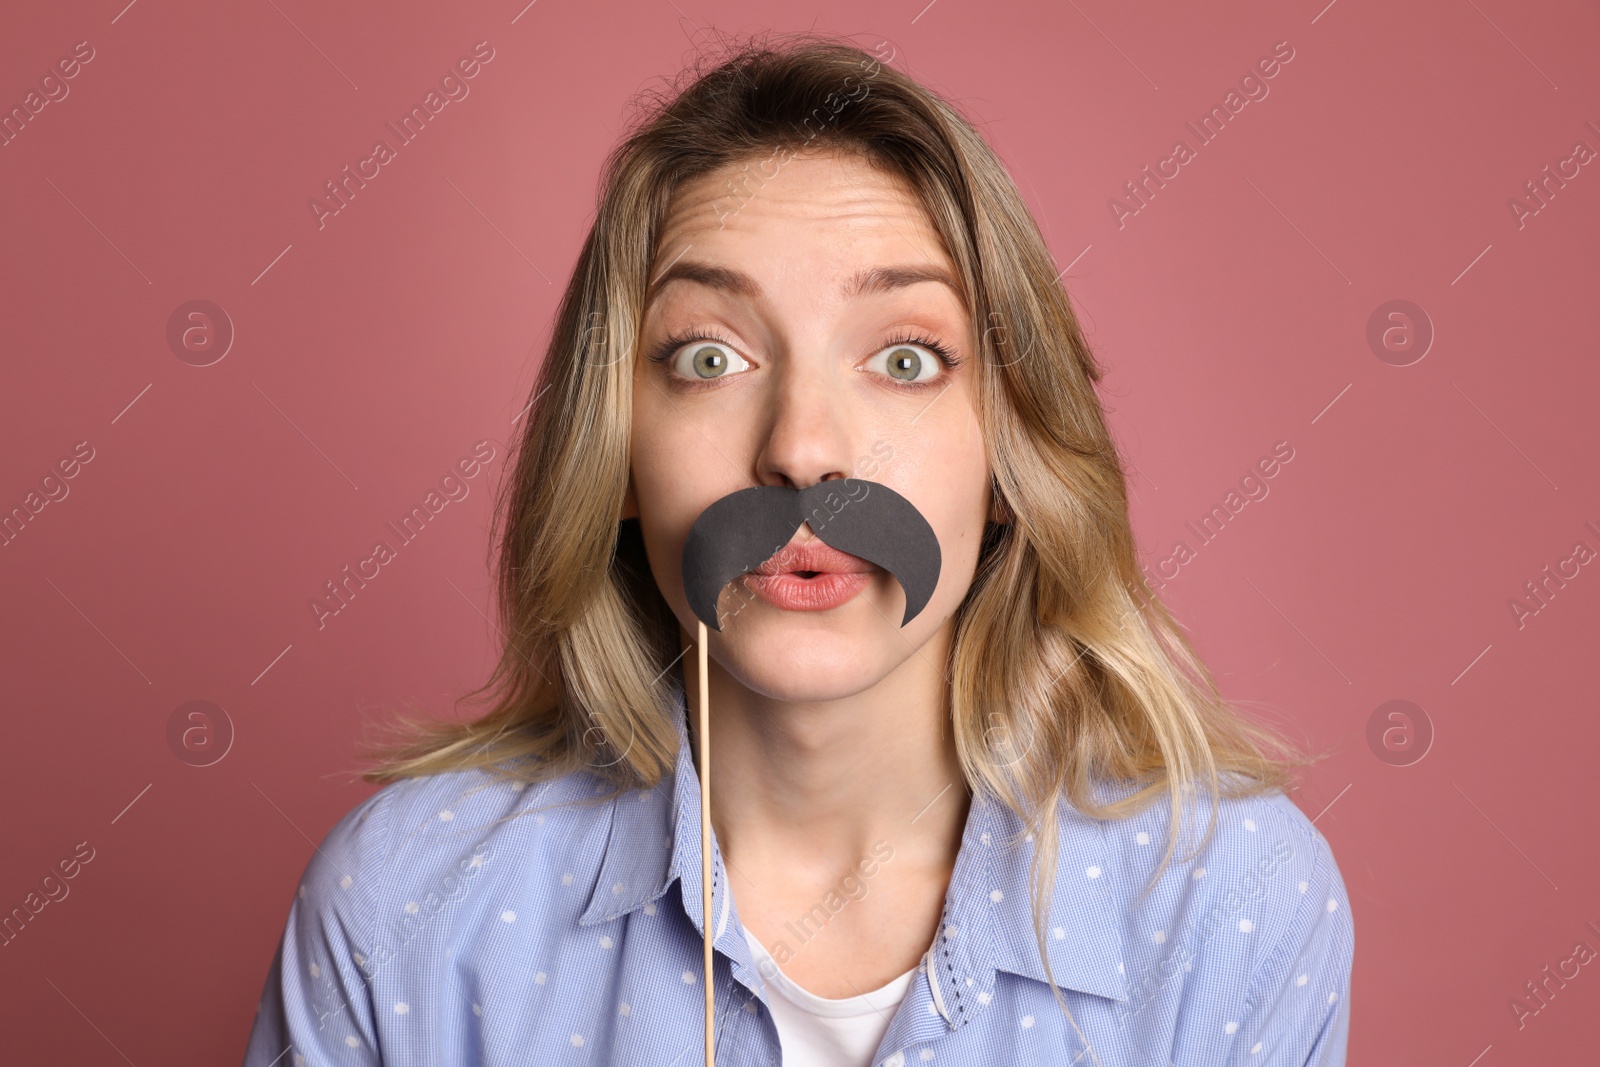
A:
[359,30,1317,1033]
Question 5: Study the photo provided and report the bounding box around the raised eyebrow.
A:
[644,261,964,306]
[844,264,964,303]
[646,261,759,304]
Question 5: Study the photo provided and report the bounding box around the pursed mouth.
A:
[751,538,875,578]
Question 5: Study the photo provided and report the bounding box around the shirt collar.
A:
[973,781,1130,1002]
[575,683,733,940]
[578,683,1129,1009]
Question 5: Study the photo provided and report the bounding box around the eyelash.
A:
[645,328,964,392]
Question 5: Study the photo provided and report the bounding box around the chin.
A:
[712,618,890,704]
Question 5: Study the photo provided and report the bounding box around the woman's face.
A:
[628,148,994,702]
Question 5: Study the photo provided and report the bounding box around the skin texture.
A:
[624,148,997,998]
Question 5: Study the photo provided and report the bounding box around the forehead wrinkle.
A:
[646,157,964,316]
[654,153,929,240]
[830,152,962,295]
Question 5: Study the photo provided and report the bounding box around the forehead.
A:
[647,149,963,312]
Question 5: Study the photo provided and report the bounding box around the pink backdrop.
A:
[2,0,1596,1061]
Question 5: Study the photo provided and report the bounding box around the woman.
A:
[243,33,1352,1067]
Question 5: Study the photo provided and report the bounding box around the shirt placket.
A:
[702,808,783,1067]
[867,793,1003,1066]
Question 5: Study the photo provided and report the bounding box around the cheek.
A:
[631,380,686,500]
[629,393,734,588]
[902,416,989,581]
[635,391,719,483]
[631,436,694,536]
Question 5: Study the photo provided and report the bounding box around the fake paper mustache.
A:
[680,478,942,632]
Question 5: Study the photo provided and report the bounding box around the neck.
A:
[682,619,971,890]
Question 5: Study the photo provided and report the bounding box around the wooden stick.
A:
[698,619,715,1067]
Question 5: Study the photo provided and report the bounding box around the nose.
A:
[752,358,856,507]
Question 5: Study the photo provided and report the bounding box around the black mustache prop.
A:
[676,476,943,1066]
[680,478,942,632]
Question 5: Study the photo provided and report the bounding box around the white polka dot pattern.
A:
[240,684,1353,1067]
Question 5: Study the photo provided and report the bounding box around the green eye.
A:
[691,344,729,379]
[885,346,923,382]
[868,342,945,385]
[659,339,750,383]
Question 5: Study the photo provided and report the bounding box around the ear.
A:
[620,469,639,521]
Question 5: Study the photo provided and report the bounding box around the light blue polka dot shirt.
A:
[242,683,1353,1066]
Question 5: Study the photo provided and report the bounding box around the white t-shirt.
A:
[742,924,918,1067]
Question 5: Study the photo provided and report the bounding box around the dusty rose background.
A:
[1,0,1595,1061]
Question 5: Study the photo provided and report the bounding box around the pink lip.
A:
[752,537,874,578]
[740,570,872,612]
[740,534,876,612]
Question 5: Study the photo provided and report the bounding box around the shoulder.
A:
[293,761,623,941]
[1095,778,1353,1048]
[1102,779,1342,904]
[246,763,638,1064]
